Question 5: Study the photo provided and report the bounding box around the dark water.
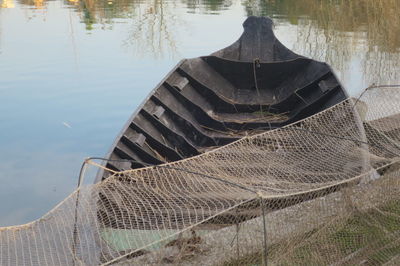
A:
[0,0,399,226]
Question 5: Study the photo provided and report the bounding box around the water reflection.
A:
[11,0,400,85]
[185,0,232,14]
[244,0,400,53]
[63,0,234,58]
[18,0,46,8]
[121,1,180,59]
[1,0,15,8]
[244,0,400,86]
[64,0,140,30]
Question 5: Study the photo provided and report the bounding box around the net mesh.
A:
[1,87,400,265]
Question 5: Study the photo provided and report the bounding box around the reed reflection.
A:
[244,0,400,86]
[17,0,47,8]
[185,0,232,14]
[8,0,400,83]
[71,0,232,58]
[121,0,180,59]
[12,0,232,57]
[1,0,15,8]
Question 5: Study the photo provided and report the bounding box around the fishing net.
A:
[1,86,400,265]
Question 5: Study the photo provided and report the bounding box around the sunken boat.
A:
[96,16,348,182]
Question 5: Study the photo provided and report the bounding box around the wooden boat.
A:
[95,16,348,182]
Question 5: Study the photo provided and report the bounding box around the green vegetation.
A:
[222,200,400,265]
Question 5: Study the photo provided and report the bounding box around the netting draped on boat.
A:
[1,87,400,265]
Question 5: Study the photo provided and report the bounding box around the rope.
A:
[253,58,261,97]
[352,84,400,109]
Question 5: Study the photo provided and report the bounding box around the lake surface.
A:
[1,0,399,226]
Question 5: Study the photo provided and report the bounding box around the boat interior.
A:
[100,16,348,180]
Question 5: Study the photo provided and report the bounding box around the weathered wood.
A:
[96,16,348,183]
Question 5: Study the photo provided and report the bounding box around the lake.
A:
[1,0,399,226]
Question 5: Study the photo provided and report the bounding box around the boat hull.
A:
[96,17,348,182]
